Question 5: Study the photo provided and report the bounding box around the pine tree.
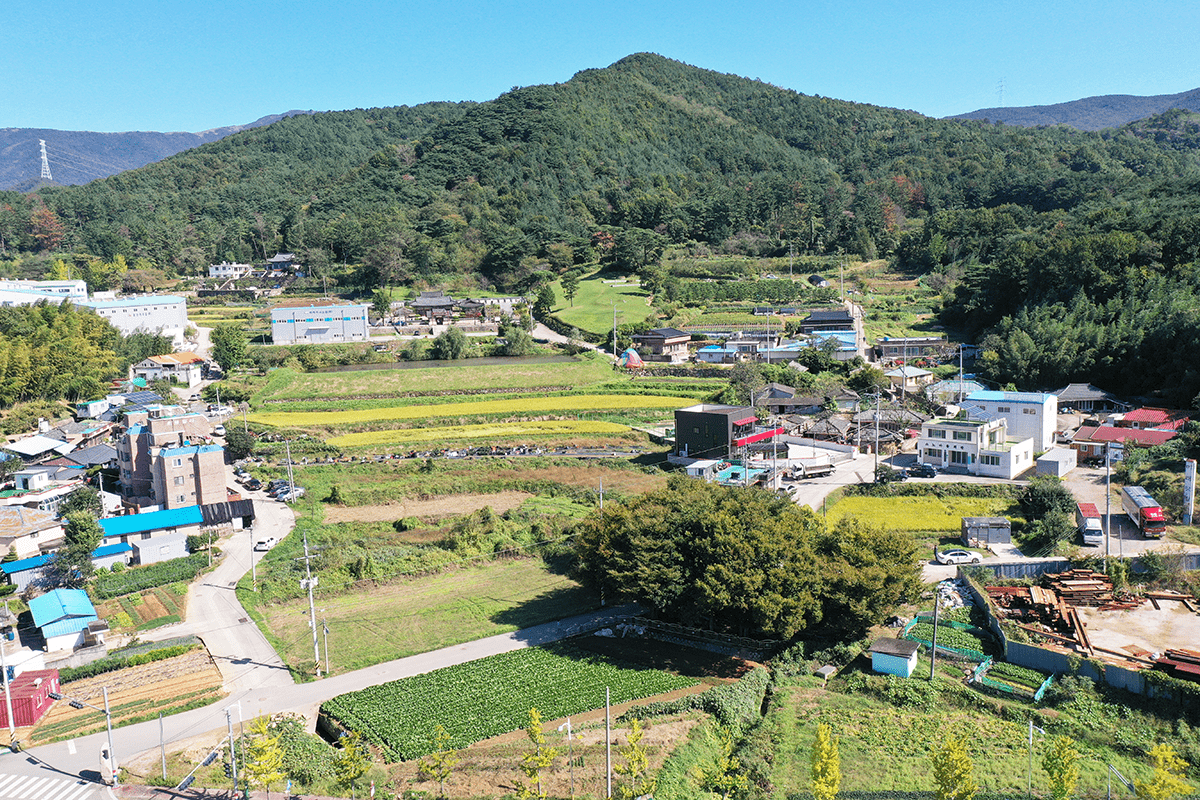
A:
[515,708,557,799]
[1041,735,1079,800]
[930,736,977,800]
[417,724,460,799]
[241,716,286,800]
[1135,743,1195,800]
[335,731,372,799]
[811,722,841,800]
[614,717,655,800]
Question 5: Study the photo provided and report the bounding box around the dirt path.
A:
[322,490,532,522]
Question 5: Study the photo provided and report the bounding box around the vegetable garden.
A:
[320,642,697,761]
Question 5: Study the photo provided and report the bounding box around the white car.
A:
[936,549,982,565]
[213,425,226,437]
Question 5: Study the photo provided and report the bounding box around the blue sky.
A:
[7,0,1200,132]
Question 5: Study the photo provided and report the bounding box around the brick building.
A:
[116,405,219,507]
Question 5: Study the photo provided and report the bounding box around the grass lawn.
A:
[261,558,600,675]
[825,495,1019,532]
[255,354,619,402]
[551,271,651,335]
[768,666,1157,797]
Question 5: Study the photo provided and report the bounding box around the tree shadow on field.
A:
[489,584,601,631]
[630,450,670,469]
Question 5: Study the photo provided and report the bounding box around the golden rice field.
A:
[825,495,1017,532]
[328,420,630,447]
[248,393,691,427]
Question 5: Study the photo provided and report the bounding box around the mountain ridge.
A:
[0,111,317,190]
[950,87,1200,131]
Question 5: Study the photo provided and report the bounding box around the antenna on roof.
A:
[38,140,53,182]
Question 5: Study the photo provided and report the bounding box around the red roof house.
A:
[0,669,59,728]
[1118,408,1191,431]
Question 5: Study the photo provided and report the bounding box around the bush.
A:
[59,643,198,683]
[621,666,770,732]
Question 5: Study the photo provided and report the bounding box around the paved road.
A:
[21,605,639,786]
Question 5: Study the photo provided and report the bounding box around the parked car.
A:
[907,462,939,478]
[278,487,306,502]
[213,425,226,437]
[254,537,277,552]
[936,549,983,565]
[244,478,263,491]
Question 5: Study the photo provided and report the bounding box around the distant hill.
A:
[0,111,316,190]
[949,87,1200,131]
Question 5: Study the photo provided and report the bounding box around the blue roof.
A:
[91,542,132,559]
[1,554,52,574]
[967,390,1053,403]
[159,443,222,458]
[99,506,203,538]
[29,588,96,628]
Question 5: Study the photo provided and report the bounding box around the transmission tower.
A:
[38,140,53,181]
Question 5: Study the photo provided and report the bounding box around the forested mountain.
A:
[4,53,1200,402]
[0,112,318,191]
[951,86,1200,131]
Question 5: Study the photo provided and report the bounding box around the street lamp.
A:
[49,688,116,786]
[1107,763,1135,799]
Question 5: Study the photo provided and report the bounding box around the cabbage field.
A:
[321,643,697,761]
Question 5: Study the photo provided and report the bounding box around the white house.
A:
[208,261,253,280]
[270,303,369,345]
[77,295,189,347]
[963,390,1057,452]
[130,352,206,388]
[916,411,1035,480]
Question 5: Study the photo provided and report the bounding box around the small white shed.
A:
[1036,448,1077,477]
[870,638,921,678]
[132,533,189,565]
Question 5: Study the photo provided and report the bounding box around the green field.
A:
[255,355,619,402]
[825,495,1018,532]
[262,558,599,675]
[550,271,651,335]
[767,669,1160,797]
[322,642,697,760]
[249,392,691,427]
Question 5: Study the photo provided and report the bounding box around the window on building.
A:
[928,429,946,439]
[953,431,972,441]
[997,406,1010,413]
[981,455,1000,466]
[1023,408,1035,415]
[173,458,183,467]
[173,476,185,486]
[176,494,186,503]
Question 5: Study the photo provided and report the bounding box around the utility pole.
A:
[323,617,330,676]
[0,614,13,742]
[300,530,321,676]
[605,687,612,799]
[226,708,238,785]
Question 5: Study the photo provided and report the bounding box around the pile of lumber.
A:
[1046,569,1114,607]
[1146,590,1199,613]
[1155,649,1200,684]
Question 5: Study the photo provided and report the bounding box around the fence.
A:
[597,615,779,661]
[966,552,1200,581]
[901,616,989,662]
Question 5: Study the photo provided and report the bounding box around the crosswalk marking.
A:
[0,773,99,800]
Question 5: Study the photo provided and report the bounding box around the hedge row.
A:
[619,665,770,732]
[59,643,199,683]
[91,553,209,600]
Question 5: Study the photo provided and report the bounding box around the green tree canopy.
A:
[431,327,470,360]
[211,323,247,371]
[574,476,917,639]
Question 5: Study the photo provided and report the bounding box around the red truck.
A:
[1120,486,1167,538]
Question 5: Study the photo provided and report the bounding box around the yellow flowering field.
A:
[328,420,630,447]
[825,495,1016,532]
[248,393,691,427]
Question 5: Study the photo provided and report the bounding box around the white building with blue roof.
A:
[29,588,100,652]
[99,505,204,546]
[963,390,1057,451]
[77,295,188,346]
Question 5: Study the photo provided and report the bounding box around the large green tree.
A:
[210,323,247,371]
[49,512,104,588]
[577,476,883,639]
